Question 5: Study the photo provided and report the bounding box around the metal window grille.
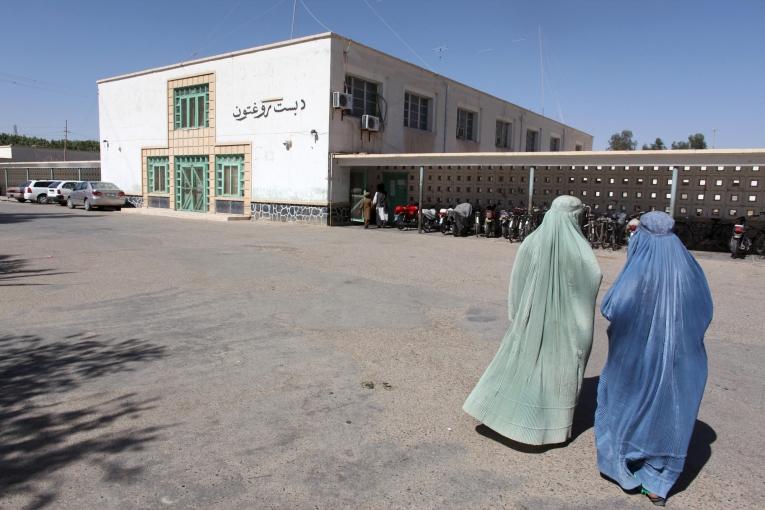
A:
[345,75,379,117]
[216,155,245,198]
[147,156,169,193]
[404,92,429,130]
[174,85,209,129]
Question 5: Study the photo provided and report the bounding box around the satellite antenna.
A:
[432,46,448,60]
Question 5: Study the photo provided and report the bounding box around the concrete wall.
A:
[98,36,332,204]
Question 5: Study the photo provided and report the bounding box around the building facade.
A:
[97,32,592,222]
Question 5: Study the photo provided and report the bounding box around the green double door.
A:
[175,156,208,212]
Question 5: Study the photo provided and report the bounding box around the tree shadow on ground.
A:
[0,333,169,507]
[475,376,599,454]
[0,211,106,225]
[0,255,73,286]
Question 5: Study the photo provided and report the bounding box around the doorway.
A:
[349,169,368,224]
[175,156,209,212]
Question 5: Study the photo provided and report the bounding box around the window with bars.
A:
[456,109,477,141]
[345,75,379,117]
[216,155,245,198]
[404,92,430,130]
[525,129,539,151]
[174,85,209,129]
[496,120,511,148]
[147,157,169,193]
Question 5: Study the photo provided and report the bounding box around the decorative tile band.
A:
[126,195,144,208]
[251,202,350,226]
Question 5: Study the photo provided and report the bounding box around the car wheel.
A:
[114,207,121,212]
[84,199,92,211]
[67,198,75,209]
[16,198,25,203]
[37,194,48,204]
[59,199,67,206]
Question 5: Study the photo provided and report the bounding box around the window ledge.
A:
[148,192,170,196]
[216,196,245,201]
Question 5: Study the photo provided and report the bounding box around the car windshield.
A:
[89,182,120,190]
[49,181,61,187]
[18,181,30,187]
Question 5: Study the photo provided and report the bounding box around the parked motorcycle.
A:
[439,208,454,235]
[452,202,473,237]
[499,209,511,239]
[394,204,419,230]
[729,219,751,259]
[483,205,499,238]
[626,214,641,245]
[421,208,438,232]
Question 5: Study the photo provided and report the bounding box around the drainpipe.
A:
[418,165,424,233]
[442,82,449,152]
[528,166,535,210]
[669,166,678,218]
[328,153,334,226]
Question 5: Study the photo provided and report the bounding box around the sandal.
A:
[641,487,666,507]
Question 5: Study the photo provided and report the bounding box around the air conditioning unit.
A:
[361,115,381,132]
[332,91,353,110]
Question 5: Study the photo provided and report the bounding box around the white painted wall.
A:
[98,37,332,203]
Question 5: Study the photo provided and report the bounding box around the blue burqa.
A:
[595,211,713,499]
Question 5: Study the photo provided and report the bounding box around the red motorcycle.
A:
[394,204,419,230]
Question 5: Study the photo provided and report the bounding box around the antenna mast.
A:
[538,25,544,116]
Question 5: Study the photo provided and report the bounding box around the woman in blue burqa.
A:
[596,211,713,506]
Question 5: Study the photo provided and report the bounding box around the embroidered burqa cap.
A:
[463,195,602,445]
[595,211,713,498]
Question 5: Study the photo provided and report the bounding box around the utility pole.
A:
[13,124,18,136]
[64,120,68,161]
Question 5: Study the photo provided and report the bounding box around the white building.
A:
[98,32,592,223]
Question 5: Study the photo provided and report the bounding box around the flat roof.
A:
[97,32,590,137]
[332,149,765,168]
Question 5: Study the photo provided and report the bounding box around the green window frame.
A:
[174,84,209,129]
[147,156,169,194]
[216,155,245,198]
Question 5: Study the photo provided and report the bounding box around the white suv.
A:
[22,180,55,203]
[47,181,80,206]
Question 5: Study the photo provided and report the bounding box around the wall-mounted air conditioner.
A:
[332,92,353,110]
[361,115,381,132]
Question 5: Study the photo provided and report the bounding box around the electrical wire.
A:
[299,0,332,32]
[359,0,431,70]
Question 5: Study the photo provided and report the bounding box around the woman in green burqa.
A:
[463,195,602,445]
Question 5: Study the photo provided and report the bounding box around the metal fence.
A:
[1,163,101,196]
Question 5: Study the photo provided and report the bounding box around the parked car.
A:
[6,181,30,201]
[22,180,55,203]
[47,180,80,206]
[67,181,126,211]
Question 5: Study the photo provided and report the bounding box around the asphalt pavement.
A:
[1,199,763,509]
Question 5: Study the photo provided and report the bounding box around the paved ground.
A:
[1,199,763,510]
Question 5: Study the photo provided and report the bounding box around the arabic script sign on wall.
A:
[233,98,306,121]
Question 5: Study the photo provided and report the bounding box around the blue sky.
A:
[2,0,764,149]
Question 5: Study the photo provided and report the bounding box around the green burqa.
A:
[463,195,602,445]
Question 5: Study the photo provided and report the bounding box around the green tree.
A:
[607,130,637,151]
[671,133,707,150]
[642,138,666,150]
[0,133,100,152]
